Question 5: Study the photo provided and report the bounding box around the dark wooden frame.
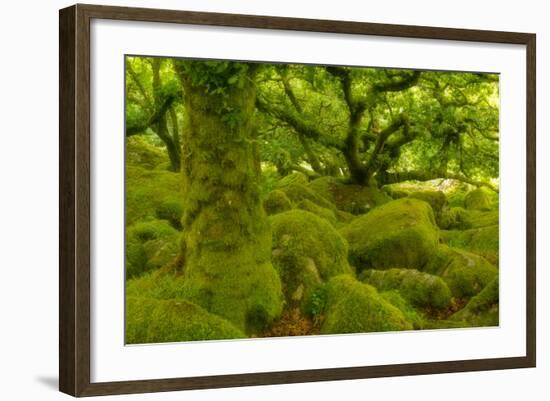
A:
[59,3,536,397]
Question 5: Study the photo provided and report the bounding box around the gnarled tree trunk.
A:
[174,62,283,333]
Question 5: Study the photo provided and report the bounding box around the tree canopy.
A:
[125,56,499,189]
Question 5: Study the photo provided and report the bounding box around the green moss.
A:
[281,183,336,211]
[275,172,309,189]
[451,275,499,327]
[380,291,425,329]
[408,190,447,214]
[126,165,184,228]
[335,210,356,224]
[340,198,439,271]
[464,187,493,211]
[382,185,410,199]
[439,207,498,230]
[424,245,497,299]
[308,176,390,215]
[297,199,337,226]
[126,296,245,344]
[126,136,168,170]
[422,319,469,329]
[360,268,452,309]
[126,219,180,278]
[321,275,412,334]
[270,210,353,308]
[438,207,471,229]
[443,225,499,266]
[126,269,187,300]
[175,67,284,335]
[263,189,292,215]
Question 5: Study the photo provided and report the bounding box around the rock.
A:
[464,187,493,211]
[263,189,292,215]
[308,176,390,215]
[274,172,309,189]
[126,136,168,170]
[340,198,439,271]
[125,296,245,344]
[270,210,353,308]
[126,165,184,228]
[320,275,412,334]
[409,190,448,214]
[360,268,452,309]
[380,291,425,329]
[451,275,499,327]
[443,225,499,266]
[424,245,497,299]
[126,219,180,278]
[297,199,338,226]
[281,183,336,211]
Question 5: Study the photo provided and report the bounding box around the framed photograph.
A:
[59,4,536,397]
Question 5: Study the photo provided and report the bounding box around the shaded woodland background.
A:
[124,56,500,343]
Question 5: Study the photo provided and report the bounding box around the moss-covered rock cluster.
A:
[125,136,500,342]
[360,268,452,309]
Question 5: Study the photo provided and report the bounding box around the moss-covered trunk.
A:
[175,62,282,333]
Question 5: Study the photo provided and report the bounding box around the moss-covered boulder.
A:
[380,291,425,329]
[450,276,499,327]
[126,136,168,170]
[281,183,336,211]
[126,269,186,300]
[263,189,292,215]
[126,165,184,228]
[360,268,452,309]
[126,219,180,278]
[408,190,447,214]
[270,210,353,308]
[439,207,498,230]
[443,225,499,266]
[438,207,471,230]
[424,245,497,299]
[340,198,439,271]
[321,275,412,334]
[464,187,493,211]
[275,172,309,189]
[308,176,390,215]
[126,296,245,344]
[297,199,337,226]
